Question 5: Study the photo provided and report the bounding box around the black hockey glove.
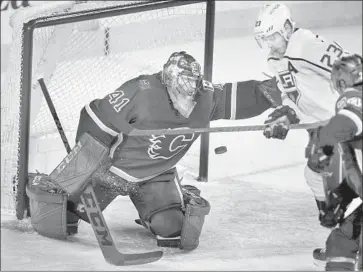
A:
[263,105,300,140]
[306,127,334,172]
[310,145,334,171]
[319,180,358,228]
[315,199,339,228]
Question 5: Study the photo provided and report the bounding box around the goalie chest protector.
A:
[26,173,71,240]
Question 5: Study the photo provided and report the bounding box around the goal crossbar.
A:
[26,1,206,29]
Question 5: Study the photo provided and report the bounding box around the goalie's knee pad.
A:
[130,170,210,250]
[26,173,79,239]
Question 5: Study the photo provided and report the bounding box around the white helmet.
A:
[254,2,295,49]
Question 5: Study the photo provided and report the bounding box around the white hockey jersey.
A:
[268,28,349,122]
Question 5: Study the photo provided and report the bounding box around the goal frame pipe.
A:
[17,0,215,219]
[198,0,215,182]
[24,0,205,29]
[16,23,34,219]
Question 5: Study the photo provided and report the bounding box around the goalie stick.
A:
[38,78,163,266]
[38,78,71,153]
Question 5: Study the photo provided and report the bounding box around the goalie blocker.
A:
[26,133,210,250]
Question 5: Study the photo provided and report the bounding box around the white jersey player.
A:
[255,2,348,123]
[253,2,351,266]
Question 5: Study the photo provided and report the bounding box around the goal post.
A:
[198,0,215,182]
[1,0,215,220]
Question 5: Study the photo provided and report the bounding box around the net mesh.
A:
[1,0,207,215]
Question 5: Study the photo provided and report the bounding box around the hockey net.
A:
[1,0,209,218]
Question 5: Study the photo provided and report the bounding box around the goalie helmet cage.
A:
[1,0,215,220]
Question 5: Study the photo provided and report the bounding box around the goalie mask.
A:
[330,53,363,94]
[162,51,203,118]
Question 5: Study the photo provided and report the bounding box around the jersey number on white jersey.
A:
[319,43,343,70]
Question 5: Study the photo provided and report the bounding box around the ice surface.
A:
[1,25,362,271]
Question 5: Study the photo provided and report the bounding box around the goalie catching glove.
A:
[263,105,300,140]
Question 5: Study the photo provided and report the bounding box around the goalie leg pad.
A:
[156,185,211,250]
[130,168,184,237]
[130,170,210,250]
[26,173,75,239]
[49,133,109,196]
[179,188,211,250]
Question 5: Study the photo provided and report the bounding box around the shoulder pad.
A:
[285,28,314,57]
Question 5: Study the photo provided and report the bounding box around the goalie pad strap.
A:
[49,133,109,196]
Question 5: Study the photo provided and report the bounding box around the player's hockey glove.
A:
[319,180,358,228]
[310,146,334,171]
[263,105,300,140]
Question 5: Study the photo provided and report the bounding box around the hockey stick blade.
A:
[80,185,163,266]
[129,121,328,136]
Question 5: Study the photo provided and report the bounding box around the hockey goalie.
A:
[25,51,281,250]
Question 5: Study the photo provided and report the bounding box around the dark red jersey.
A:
[318,84,362,150]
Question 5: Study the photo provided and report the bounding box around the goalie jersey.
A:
[268,28,349,122]
[76,72,279,182]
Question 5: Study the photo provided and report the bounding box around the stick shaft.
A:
[38,78,72,153]
[129,121,327,136]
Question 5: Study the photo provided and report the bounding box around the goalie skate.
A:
[313,248,326,270]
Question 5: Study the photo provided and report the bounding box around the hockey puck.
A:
[214,146,227,154]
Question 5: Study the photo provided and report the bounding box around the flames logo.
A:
[148,133,196,160]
